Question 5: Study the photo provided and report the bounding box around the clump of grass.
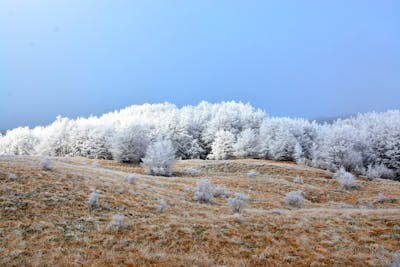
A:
[87,190,99,209]
[124,173,137,184]
[107,214,127,230]
[213,186,230,198]
[194,179,214,203]
[377,192,387,203]
[157,199,167,213]
[227,193,249,213]
[334,167,357,190]
[247,169,257,178]
[41,158,52,171]
[285,190,304,208]
[184,168,201,176]
[293,176,304,184]
[7,173,17,181]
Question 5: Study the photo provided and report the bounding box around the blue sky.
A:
[1,1,400,130]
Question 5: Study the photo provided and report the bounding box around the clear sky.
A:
[1,1,400,130]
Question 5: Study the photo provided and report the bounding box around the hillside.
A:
[0,156,399,266]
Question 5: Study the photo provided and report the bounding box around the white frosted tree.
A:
[110,124,150,163]
[142,138,176,176]
[208,130,235,160]
[233,128,259,158]
[0,127,38,155]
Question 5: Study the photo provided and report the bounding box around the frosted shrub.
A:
[285,190,304,207]
[87,190,99,209]
[41,158,52,171]
[142,139,176,176]
[334,167,357,190]
[247,170,257,178]
[124,173,137,184]
[213,186,230,198]
[107,214,126,230]
[184,168,201,176]
[293,176,304,184]
[183,187,192,193]
[7,173,17,181]
[377,192,387,203]
[366,164,395,180]
[157,199,167,213]
[227,193,249,213]
[194,179,214,203]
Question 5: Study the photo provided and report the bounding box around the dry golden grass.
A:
[0,156,399,266]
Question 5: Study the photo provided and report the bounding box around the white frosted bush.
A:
[41,158,52,171]
[88,190,99,208]
[107,214,126,230]
[247,169,257,178]
[377,192,387,202]
[334,167,357,190]
[142,139,176,176]
[184,168,201,176]
[366,164,395,180]
[124,173,137,184]
[293,176,304,184]
[227,193,249,213]
[157,199,167,213]
[194,179,214,203]
[213,186,230,198]
[285,190,304,207]
[7,173,17,181]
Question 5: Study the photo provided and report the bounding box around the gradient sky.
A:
[1,1,400,130]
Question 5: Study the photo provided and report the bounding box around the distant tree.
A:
[233,128,259,158]
[208,130,235,160]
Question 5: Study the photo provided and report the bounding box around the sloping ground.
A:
[0,156,399,266]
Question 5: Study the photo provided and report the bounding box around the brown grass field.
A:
[0,156,399,266]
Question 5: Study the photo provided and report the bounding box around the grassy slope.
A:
[0,156,399,266]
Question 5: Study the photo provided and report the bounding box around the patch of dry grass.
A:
[0,156,399,266]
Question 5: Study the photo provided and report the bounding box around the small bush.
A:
[124,173,137,184]
[7,173,17,181]
[184,168,201,176]
[285,190,304,207]
[293,176,304,184]
[213,186,230,198]
[377,192,387,203]
[142,139,176,176]
[334,167,357,190]
[183,187,192,193]
[194,179,214,203]
[88,190,99,209]
[366,164,395,180]
[107,214,126,230]
[247,169,257,178]
[41,158,52,171]
[157,199,167,213]
[227,193,249,213]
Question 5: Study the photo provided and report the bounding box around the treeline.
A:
[1,101,399,180]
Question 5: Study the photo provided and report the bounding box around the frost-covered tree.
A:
[233,128,259,158]
[208,130,235,160]
[0,127,38,155]
[142,138,176,176]
[110,124,150,163]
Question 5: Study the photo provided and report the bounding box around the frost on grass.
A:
[124,173,137,184]
[377,192,387,203]
[107,214,127,230]
[157,199,167,213]
[7,173,17,181]
[227,193,249,213]
[285,190,304,208]
[184,168,201,176]
[378,246,400,267]
[41,158,52,171]
[87,190,99,209]
[334,167,357,190]
[293,176,304,184]
[213,186,230,198]
[194,179,214,203]
[247,169,257,178]
[183,187,192,193]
